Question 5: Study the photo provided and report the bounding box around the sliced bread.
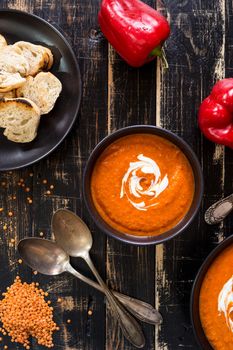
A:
[0,71,26,92]
[16,72,62,114]
[0,35,7,50]
[0,45,29,76]
[13,41,54,76]
[0,97,41,143]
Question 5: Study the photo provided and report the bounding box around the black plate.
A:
[0,9,81,170]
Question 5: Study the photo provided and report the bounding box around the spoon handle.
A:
[205,193,233,225]
[84,254,145,348]
[66,264,162,325]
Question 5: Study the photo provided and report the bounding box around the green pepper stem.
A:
[150,46,168,69]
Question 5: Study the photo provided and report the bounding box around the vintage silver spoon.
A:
[205,193,233,225]
[18,237,161,325]
[52,209,145,348]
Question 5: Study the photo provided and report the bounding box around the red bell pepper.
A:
[198,78,233,149]
[98,0,170,68]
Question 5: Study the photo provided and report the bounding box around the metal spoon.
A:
[18,237,161,325]
[205,193,233,225]
[52,209,145,348]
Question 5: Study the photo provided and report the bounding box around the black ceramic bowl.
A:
[83,125,204,245]
[191,235,233,349]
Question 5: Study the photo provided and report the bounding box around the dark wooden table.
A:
[0,0,232,349]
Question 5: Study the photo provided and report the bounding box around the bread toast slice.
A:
[0,71,26,92]
[0,97,41,143]
[16,72,62,114]
[0,45,30,76]
[13,41,54,76]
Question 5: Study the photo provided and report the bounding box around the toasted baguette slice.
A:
[13,41,54,76]
[0,71,26,92]
[0,97,41,143]
[0,35,7,50]
[0,45,29,76]
[16,72,62,114]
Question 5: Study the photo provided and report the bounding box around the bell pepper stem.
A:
[150,46,168,69]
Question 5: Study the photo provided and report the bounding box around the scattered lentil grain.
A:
[0,278,58,348]
[88,310,93,316]
[42,179,47,184]
[39,232,44,237]
[67,319,71,324]
[8,211,13,217]
[18,259,23,264]
[0,208,3,212]
[50,185,54,190]
[46,190,51,195]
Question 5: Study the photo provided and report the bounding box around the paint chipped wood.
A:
[0,0,231,349]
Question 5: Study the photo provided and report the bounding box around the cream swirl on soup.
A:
[120,154,169,211]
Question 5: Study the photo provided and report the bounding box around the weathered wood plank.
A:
[105,1,157,349]
[156,0,226,349]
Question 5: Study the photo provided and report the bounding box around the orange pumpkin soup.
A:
[90,134,194,236]
[200,244,233,350]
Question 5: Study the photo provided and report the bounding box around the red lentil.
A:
[0,278,58,348]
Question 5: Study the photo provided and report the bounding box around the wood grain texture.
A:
[156,0,227,349]
[0,0,232,349]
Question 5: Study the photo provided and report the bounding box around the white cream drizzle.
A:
[218,276,233,332]
[120,154,169,211]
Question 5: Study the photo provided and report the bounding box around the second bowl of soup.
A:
[83,125,203,245]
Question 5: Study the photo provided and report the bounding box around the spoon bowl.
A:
[18,238,69,275]
[52,209,93,257]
